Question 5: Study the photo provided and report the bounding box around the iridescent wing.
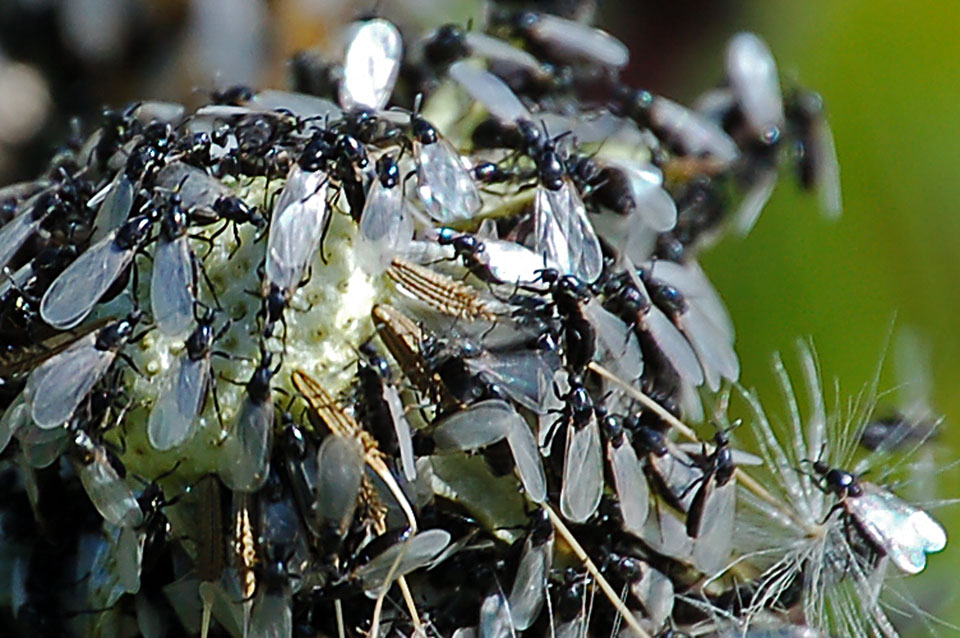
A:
[560,413,603,523]
[150,234,196,337]
[25,332,115,429]
[526,13,628,68]
[432,399,514,451]
[339,19,403,111]
[535,179,603,284]
[416,137,482,223]
[148,354,210,451]
[219,397,274,493]
[448,60,531,122]
[689,476,736,575]
[608,438,649,535]
[40,230,139,330]
[507,530,553,630]
[315,434,364,539]
[846,483,946,574]
[505,410,547,503]
[353,529,451,596]
[264,165,329,293]
[584,300,644,383]
[726,32,784,141]
[73,441,144,528]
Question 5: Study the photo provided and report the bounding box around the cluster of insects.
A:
[0,5,946,638]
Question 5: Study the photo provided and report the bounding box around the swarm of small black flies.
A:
[0,4,947,638]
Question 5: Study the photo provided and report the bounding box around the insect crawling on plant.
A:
[811,459,946,575]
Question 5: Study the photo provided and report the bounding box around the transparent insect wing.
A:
[116,524,145,594]
[608,439,649,535]
[75,448,144,528]
[630,172,677,234]
[505,409,547,503]
[432,399,515,451]
[132,99,186,123]
[465,349,559,414]
[610,160,677,233]
[479,591,512,638]
[355,529,451,595]
[732,167,778,236]
[529,13,629,68]
[649,96,740,165]
[399,236,455,266]
[678,303,740,391]
[359,199,415,276]
[539,371,568,450]
[280,437,320,540]
[262,491,311,569]
[265,164,329,293]
[448,60,532,123]
[90,172,135,243]
[161,573,205,634]
[560,413,603,523]
[151,234,196,337]
[40,231,139,330]
[194,103,257,119]
[535,179,603,283]
[84,528,129,609]
[0,179,44,205]
[639,503,693,561]
[694,86,736,122]
[642,299,704,386]
[0,392,29,454]
[538,111,627,145]
[508,533,552,630]
[198,572,247,638]
[463,31,542,73]
[249,589,293,638]
[315,434,363,538]
[679,379,705,422]
[726,32,785,140]
[0,205,45,275]
[482,239,556,288]
[690,478,736,575]
[729,448,763,466]
[647,445,702,512]
[250,90,342,121]
[156,162,230,211]
[147,354,210,451]
[584,300,644,382]
[382,383,417,482]
[16,421,69,468]
[554,611,586,638]
[360,177,404,242]
[219,397,274,492]
[845,483,946,574]
[416,136,483,223]
[647,259,735,342]
[813,117,843,218]
[631,566,674,630]
[339,19,403,111]
[24,332,114,429]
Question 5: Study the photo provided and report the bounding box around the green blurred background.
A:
[638,0,960,631]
